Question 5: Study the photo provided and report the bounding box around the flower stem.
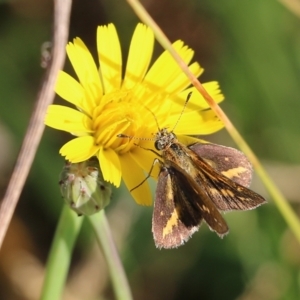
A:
[40,205,84,300]
[88,210,133,300]
[126,0,300,244]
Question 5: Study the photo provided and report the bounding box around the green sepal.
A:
[59,158,112,216]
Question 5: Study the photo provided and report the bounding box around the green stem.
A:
[256,164,300,240]
[40,205,84,300]
[88,210,133,300]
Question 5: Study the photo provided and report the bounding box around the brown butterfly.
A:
[152,128,266,249]
[118,93,266,249]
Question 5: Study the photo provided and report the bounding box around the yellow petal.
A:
[165,61,203,95]
[131,143,160,180]
[120,152,152,205]
[123,24,154,89]
[171,82,224,115]
[45,105,93,134]
[144,41,202,92]
[97,24,122,93]
[60,136,99,162]
[66,38,102,105]
[55,71,86,109]
[98,147,121,187]
[177,135,209,146]
[171,110,224,135]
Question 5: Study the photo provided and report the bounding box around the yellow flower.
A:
[45,23,224,206]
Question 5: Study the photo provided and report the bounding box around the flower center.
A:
[92,90,149,154]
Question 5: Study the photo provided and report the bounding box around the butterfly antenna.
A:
[117,133,155,142]
[118,104,161,142]
[171,91,192,132]
[142,105,161,131]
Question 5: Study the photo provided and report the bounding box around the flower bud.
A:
[59,158,112,216]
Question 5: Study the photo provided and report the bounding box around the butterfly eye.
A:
[155,140,164,150]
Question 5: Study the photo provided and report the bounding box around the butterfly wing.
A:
[186,147,266,211]
[153,166,199,249]
[189,143,253,187]
[153,163,229,248]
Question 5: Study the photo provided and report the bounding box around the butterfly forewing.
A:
[186,147,266,211]
[189,143,253,187]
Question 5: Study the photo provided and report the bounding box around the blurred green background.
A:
[0,0,300,299]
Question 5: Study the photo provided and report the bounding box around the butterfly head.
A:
[154,128,177,151]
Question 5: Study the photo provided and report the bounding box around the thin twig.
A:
[278,0,300,18]
[0,0,72,250]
